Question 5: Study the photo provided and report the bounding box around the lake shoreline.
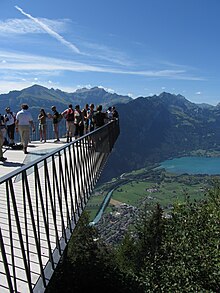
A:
[158,155,220,175]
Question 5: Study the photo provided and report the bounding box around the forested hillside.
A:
[46,184,220,293]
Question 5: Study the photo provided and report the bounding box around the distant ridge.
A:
[0,84,132,118]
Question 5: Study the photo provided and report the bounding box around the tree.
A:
[47,182,220,292]
[46,212,142,293]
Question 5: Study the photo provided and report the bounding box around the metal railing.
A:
[0,120,120,293]
[10,119,66,144]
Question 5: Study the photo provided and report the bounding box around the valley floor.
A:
[86,166,220,244]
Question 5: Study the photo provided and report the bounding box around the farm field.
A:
[86,168,219,220]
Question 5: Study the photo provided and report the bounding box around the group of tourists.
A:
[0,103,119,162]
[39,103,119,143]
[0,104,36,159]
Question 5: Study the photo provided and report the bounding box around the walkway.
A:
[0,120,120,293]
[0,139,68,178]
[0,138,82,293]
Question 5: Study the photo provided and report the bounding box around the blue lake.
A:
[158,156,220,175]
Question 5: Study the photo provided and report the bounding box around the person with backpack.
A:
[62,104,75,142]
[4,107,16,146]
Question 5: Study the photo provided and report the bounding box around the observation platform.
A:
[0,139,68,179]
[0,120,120,293]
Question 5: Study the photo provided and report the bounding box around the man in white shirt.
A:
[15,104,35,154]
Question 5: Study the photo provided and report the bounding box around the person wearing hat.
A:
[4,107,16,146]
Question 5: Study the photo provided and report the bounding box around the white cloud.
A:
[0,13,131,67]
[15,6,81,54]
[82,41,133,66]
[0,18,68,35]
[0,50,204,82]
[195,91,202,95]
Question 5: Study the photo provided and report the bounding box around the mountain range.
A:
[1,85,220,181]
[0,84,131,119]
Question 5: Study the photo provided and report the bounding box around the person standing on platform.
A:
[50,106,61,142]
[93,105,106,128]
[112,106,119,119]
[4,107,16,146]
[0,113,7,146]
[74,105,84,139]
[87,103,95,132]
[106,106,113,121]
[82,103,89,134]
[15,104,35,154]
[0,115,7,162]
[62,104,75,142]
[38,108,47,142]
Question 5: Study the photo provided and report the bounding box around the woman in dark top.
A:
[38,108,47,142]
[51,106,60,142]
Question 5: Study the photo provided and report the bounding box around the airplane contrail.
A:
[15,5,81,54]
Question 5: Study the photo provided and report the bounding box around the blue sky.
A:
[1,0,220,105]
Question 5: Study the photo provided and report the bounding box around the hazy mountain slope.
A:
[102,92,220,181]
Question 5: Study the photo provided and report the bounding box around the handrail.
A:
[1,120,119,184]
[0,119,119,293]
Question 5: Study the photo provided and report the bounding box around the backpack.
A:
[66,109,74,121]
[5,112,16,123]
